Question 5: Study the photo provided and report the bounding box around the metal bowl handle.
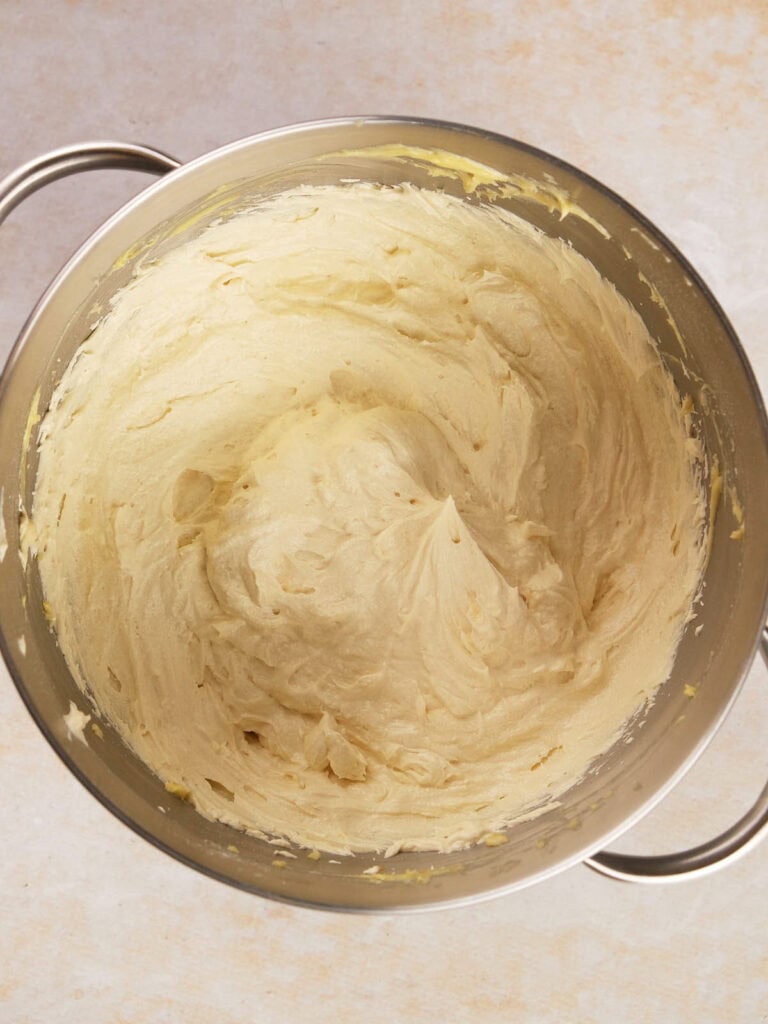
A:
[586,626,768,882]
[0,141,181,226]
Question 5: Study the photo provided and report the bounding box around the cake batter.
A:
[30,183,706,854]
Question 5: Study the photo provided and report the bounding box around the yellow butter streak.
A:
[326,143,610,237]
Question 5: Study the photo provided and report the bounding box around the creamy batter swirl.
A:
[31,183,705,854]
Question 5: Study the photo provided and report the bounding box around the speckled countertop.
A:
[1,2,766,1021]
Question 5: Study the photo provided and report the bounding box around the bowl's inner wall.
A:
[1,120,766,909]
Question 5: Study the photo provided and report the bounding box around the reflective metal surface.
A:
[586,627,768,882]
[0,141,180,222]
[1,117,767,910]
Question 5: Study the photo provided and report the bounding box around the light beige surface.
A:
[1,1,766,1022]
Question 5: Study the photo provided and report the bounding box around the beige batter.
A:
[30,183,706,855]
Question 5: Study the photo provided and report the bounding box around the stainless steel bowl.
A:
[1,117,767,911]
